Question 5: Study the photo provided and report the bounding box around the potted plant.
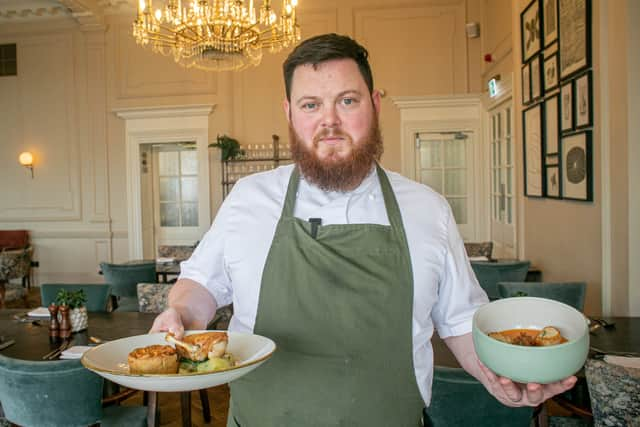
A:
[55,289,88,332]
[209,134,245,160]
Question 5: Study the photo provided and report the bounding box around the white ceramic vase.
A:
[69,306,88,332]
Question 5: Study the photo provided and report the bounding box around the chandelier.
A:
[132,0,301,71]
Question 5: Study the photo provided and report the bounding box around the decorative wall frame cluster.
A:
[520,0,593,202]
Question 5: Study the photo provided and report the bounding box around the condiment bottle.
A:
[58,305,71,339]
[48,303,59,338]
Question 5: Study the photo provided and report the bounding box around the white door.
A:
[151,143,202,250]
[416,131,476,240]
[489,103,516,258]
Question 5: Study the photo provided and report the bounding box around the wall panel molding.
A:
[114,23,217,100]
[0,32,82,222]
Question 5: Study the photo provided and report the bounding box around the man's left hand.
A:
[478,361,577,407]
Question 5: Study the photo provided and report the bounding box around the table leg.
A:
[147,391,159,427]
[180,391,191,427]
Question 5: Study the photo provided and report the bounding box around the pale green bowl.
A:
[472,297,589,384]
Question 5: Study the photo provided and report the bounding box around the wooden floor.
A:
[7,286,231,427]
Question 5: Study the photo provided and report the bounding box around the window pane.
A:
[507,197,513,224]
[493,169,498,192]
[181,177,198,202]
[159,177,179,201]
[159,151,179,175]
[444,170,466,195]
[506,136,512,164]
[446,197,467,224]
[497,113,502,138]
[506,108,511,136]
[182,203,199,226]
[497,140,502,165]
[421,170,443,193]
[420,141,441,167]
[444,140,466,167]
[181,150,198,175]
[160,203,179,226]
[507,167,513,194]
[492,142,497,167]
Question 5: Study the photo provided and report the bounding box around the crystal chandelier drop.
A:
[132,0,301,72]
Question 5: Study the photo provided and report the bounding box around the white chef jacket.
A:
[180,163,488,405]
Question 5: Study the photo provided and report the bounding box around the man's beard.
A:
[289,118,384,192]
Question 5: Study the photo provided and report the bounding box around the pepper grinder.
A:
[48,303,60,339]
[58,305,71,339]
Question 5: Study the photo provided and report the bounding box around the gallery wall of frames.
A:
[521,0,593,201]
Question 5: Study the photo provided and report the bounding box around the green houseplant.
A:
[209,134,245,161]
[55,289,88,332]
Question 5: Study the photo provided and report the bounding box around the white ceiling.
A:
[0,0,134,24]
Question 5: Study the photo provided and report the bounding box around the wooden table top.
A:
[0,309,156,361]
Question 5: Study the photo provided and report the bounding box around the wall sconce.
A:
[19,151,34,178]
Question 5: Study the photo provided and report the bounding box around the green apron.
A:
[228,164,423,426]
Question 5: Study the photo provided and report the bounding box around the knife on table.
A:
[0,340,15,351]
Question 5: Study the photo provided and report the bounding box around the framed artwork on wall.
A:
[561,131,592,201]
[560,80,573,132]
[522,63,531,105]
[543,53,559,91]
[574,70,592,129]
[559,0,591,79]
[543,0,558,47]
[521,0,541,63]
[544,94,560,155]
[546,164,561,198]
[523,103,544,197]
[531,55,542,101]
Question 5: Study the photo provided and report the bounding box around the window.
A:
[157,147,199,227]
[416,132,472,225]
[491,108,514,225]
[0,44,17,76]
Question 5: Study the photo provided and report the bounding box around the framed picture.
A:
[559,0,591,79]
[561,131,592,201]
[522,63,531,105]
[543,0,558,46]
[531,55,542,100]
[544,94,560,154]
[543,53,559,91]
[560,81,573,132]
[523,103,544,197]
[546,164,561,198]
[521,0,541,63]
[574,70,592,128]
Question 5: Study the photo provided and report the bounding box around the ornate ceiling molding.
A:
[0,0,118,26]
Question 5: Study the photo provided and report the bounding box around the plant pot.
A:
[69,307,88,332]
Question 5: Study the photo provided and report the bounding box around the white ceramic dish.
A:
[81,330,276,392]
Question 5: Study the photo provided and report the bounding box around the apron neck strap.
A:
[281,164,405,233]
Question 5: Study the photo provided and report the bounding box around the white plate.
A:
[81,330,276,392]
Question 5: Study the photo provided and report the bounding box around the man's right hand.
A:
[150,307,185,338]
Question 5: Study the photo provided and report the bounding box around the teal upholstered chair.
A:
[100,262,156,312]
[470,260,531,300]
[40,283,112,312]
[424,366,534,426]
[0,355,147,427]
[497,282,586,311]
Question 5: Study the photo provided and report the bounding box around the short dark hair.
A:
[283,33,374,101]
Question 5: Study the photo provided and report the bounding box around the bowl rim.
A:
[472,296,589,350]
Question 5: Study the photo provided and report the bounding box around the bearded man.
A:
[151,33,576,427]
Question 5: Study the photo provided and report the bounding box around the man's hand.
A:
[478,360,577,407]
[148,278,218,337]
[150,307,185,338]
[445,332,577,407]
